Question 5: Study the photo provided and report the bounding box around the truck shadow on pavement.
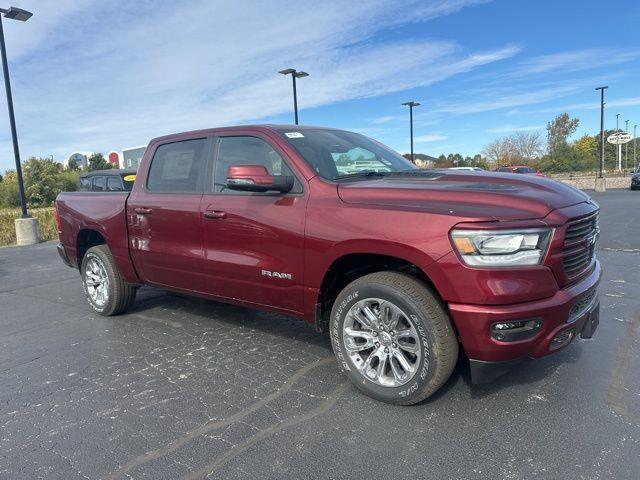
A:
[126,287,586,403]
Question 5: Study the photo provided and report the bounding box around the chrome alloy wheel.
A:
[342,298,422,387]
[84,255,110,308]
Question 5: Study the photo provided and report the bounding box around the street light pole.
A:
[595,86,607,178]
[616,113,621,171]
[625,119,629,170]
[401,101,420,163]
[0,6,32,218]
[634,124,637,169]
[278,68,309,125]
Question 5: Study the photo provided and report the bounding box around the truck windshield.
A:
[277,128,417,181]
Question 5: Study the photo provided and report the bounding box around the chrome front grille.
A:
[562,211,599,279]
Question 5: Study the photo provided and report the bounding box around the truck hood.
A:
[337,170,592,221]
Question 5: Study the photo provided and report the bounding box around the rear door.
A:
[128,137,211,292]
[199,133,307,314]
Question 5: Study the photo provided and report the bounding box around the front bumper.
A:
[448,260,601,364]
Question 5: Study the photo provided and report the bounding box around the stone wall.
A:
[554,175,631,190]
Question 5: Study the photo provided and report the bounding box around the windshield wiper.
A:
[332,171,390,181]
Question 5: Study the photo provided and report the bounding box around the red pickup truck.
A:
[55,125,601,404]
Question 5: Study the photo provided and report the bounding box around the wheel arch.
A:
[314,248,443,333]
[76,229,107,268]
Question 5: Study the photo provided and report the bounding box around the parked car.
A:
[631,165,640,190]
[497,165,545,176]
[55,125,601,405]
[78,169,137,192]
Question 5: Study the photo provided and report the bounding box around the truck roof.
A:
[148,124,344,144]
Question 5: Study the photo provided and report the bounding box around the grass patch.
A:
[0,207,58,246]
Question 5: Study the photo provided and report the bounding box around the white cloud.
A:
[0,0,519,170]
[514,48,638,76]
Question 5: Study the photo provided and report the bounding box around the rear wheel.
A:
[329,272,458,405]
[81,245,136,315]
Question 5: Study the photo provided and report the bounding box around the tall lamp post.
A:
[634,124,637,169]
[0,6,31,217]
[278,68,308,125]
[401,101,420,163]
[595,86,607,179]
[0,6,39,245]
[615,113,621,171]
[625,119,629,170]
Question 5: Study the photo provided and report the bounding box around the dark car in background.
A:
[78,169,136,192]
[631,165,640,190]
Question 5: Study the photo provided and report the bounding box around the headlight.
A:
[450,228,552,267]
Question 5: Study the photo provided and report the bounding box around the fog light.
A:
[491,318,542,342]
[550,328,575,350]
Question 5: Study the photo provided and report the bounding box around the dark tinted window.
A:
[214,136,298,193]
[515,167,535,174]
[498,167,512,172]
[79,177,91,191]
[147,138,207,192]
[106,176,122,191]
[93,176,106,191]
[121,174,135,191]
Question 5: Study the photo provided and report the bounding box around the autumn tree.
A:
[547,113,579,157]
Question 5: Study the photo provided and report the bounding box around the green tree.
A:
[547,113,579,157]
[23,157,64,206]
[0,170,20,207]
[87,153,112,171]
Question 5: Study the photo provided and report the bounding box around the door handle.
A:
[203,210,227,219]
[134,207,153,215]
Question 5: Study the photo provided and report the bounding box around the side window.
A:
[147,138,207,192]
[78,177,91,191]
[214,136,298,193]
[106,176,122,191]
[93,176,106,191]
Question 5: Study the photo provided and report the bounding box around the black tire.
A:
[329,272,458,405]
[81,245,137,316]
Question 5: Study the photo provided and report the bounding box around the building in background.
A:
[122,146,146,169]
[65,152,96,169]
[107,151,123,167]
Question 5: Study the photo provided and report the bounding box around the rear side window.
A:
[93,176,106,191]
[106,176,122,191]
[147,138,207,192]
[515,167,535,174]
[79,177,91,191]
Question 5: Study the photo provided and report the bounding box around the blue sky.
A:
[0,0,639,172]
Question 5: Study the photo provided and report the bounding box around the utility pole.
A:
[401,101,420,163]
[625,119,629,170]
[635,124,637,169]
[616,113,621,171]
[595,86,607,179]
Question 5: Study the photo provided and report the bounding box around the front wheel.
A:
[81,245,137,316]
[329,272,458,405]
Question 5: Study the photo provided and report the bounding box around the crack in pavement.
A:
[104,356,335,479]
[608,312,640,425]
[183,382,350,480]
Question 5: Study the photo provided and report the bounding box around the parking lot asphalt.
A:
[1,189,639,480]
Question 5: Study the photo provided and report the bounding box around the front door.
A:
[199,134,306,314]
[128,137,210,292]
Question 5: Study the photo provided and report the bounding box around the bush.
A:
[0,207,57,246]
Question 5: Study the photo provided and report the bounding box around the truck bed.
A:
[55,191,139,283]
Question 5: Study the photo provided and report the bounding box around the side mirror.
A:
[226,165,294,193]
